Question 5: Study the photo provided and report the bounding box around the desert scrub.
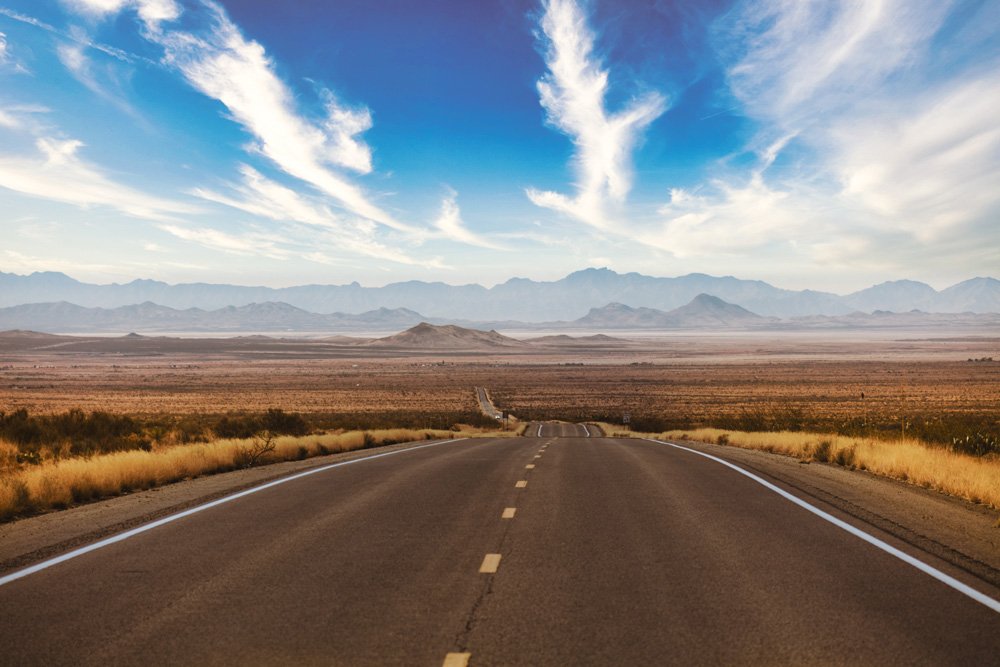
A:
[0,428,454,522]
[653,428,1000,510]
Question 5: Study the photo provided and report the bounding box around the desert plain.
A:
[1,328,997,440]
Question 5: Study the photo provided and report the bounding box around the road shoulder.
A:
[655,437,1000,587]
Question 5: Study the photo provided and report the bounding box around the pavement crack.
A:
[452,486,523,652]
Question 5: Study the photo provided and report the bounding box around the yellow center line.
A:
[479,553,502,573]
[515,480,527,488]
[502,507,516,519]
[442,652,471,667]
[525,464,535,469]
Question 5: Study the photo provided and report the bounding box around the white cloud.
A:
[0,136,198,220]
[648,0,1000,277]
[0,29,30,73]
[828,72,1000,243]
[191,165,423,266]
[157,223,291,260]
[0,110,17,129]
[146,2,410,232]
[432,190,506,250]
[62,0,181,29]
[526,0,666,230]
[722,1,950,132]
[55,37,138,115]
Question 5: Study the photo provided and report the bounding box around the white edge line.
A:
[643,439,1000,614]
[0,438,467,588]
[581,424,590,437]
[537,424,543,437]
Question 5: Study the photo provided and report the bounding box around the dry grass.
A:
[599,423,1000,510]
[0,427,500,522]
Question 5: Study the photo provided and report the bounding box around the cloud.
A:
[0,111,16,128]
[140,1,410,232]
[827,71,1000,244]
[191,165,423,265]
[0,29,30,73]
[432,190,506,250]
[649,0,1000,277]
[526,0,666,230]
[56,35,139,115]
[157,223,292,260]
[0,136,198,220]
[0,104,50,131]
[720,1,950,133]
[62,0,181,29]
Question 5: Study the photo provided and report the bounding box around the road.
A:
[474,386,501,420]
[2,426,999,665]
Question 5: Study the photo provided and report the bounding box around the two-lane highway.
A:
[1,425,998,665]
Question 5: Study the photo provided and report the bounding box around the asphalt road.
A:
[2,427,999,665]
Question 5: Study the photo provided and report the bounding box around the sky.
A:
[0,0,997,293]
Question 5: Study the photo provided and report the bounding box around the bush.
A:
[812,440,832,463]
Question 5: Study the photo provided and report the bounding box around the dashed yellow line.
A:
[502,507,516,519]
[442,652,471,667]
[525,464,535,469]
[515,480,527,488]
[534,454,542,459]
[479,553,502,573]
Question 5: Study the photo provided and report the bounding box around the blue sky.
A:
[0,0,997,292]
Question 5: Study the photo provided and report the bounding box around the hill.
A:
[367,323,527,350]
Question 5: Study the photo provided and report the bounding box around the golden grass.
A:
[0,427,486,521]
[598,423,1000,510]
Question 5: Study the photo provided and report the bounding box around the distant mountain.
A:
[664,293,770,327]
[366,323,526,349]
[574,294,771,329]
[933,277,1000,313]
[844,280,938,312]
[787,310,1000,329]
[1,268,998,322]
[0,301,427,333]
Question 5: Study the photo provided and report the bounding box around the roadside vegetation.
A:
[0,408,509,522]
[597,422,1000,510]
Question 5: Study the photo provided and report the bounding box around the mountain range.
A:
[1,293,997,334]
[2,268,998,320]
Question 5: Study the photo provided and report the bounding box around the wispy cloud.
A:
[191,165,422,265]
[0,6,143,64]
[157,223,291,260]
[526,0,666,230]
[62,0,181,30]
[432,189,506,250]
[0,28,30,73]
[720,1,949,133]
[138,1,410,232]
[651,0,1000,277]
[58,0,445,243]
[0,136,197,220]
[56,32,139,116]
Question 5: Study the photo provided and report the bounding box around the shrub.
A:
[812,440,832,463]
